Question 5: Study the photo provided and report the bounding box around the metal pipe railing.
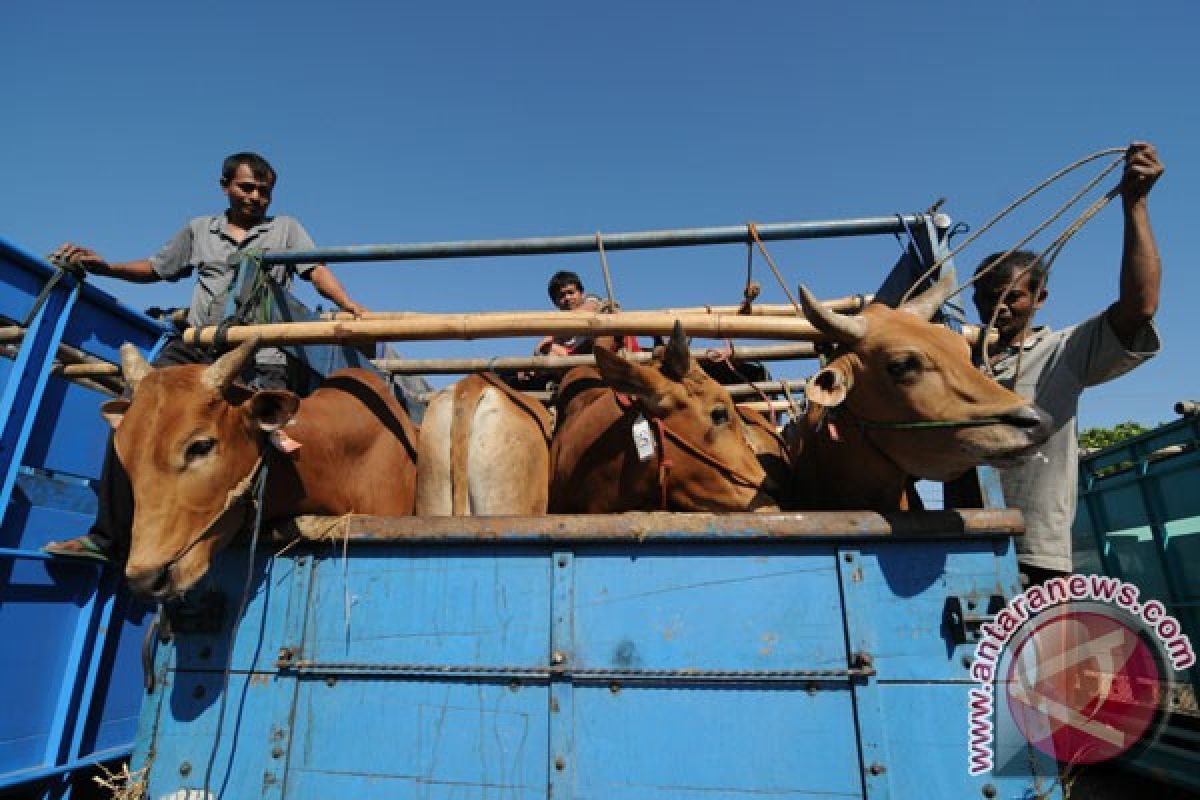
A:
[259,215,928,266]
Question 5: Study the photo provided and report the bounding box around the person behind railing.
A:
[43,151,366,564]
[971,142,1164,589]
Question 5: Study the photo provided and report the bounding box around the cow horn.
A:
[798,285,867,344]
[898,271,957,321]
[202,337,261,391]
[661,320,691,381]
[119,343,153,390]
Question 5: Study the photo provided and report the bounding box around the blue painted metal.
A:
[130,533,1058,799]
[0,238,168,797]
[258,215,928,265]
[1073,413,1200,791]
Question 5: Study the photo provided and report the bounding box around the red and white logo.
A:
[1005,607,1163,764]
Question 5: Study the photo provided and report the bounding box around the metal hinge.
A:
[943,595,1005,645]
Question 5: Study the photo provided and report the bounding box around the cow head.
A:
[799,274,1051,482]
[101,338,298,600]
[592,322,780,511]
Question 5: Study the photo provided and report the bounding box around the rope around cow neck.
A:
[203,454,271,800]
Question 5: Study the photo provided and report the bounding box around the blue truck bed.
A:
[132,513,1061,799]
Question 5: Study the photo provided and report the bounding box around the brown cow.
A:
[550,323,779,513]
[790,274,1052,510]
[416,372,552,515]
[103,338,419,600]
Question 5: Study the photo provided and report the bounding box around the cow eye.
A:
[184,437,217,462]
[886,354,923,382]
[711,405,731,426]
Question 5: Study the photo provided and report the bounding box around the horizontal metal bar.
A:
[284,661,871,683]
[0,745,131,790]
[0,547,60,562]
[276,509,1024,544]
[260,215,928,265]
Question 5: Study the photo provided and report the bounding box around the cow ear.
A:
[246,389,301,433]
[806,362,853,408]
[100,398,131,430]
[594,346,667,405]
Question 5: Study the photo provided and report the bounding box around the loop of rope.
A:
[747,222,803,316]
[898,147,1128,306]
[978,184,1121,378]
[945,153,1126,306]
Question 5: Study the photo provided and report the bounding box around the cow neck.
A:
[611,390,763,511]
[158,452,271,577]
[809,404,909,510]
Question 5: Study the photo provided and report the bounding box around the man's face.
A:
[554,283,584,310]
[972,269,1046,343]
[221,164,274,223]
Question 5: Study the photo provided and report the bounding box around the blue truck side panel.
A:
[132,538,1060,799]
[0,238,166,796]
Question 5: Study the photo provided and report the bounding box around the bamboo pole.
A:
[413,379,809,405]
[183,311,828,347]
[320,293,875,321]
[0,325,125,393]
[738,400,796,414]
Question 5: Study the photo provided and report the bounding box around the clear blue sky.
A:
[3,1,1195,429]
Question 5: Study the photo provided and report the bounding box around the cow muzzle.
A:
[126,563,176,601]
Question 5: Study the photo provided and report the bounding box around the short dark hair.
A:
[221,152,276,185]
[547,270,584,301]
[973,250,1047,292]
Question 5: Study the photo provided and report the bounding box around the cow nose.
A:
[126,565,172,599]
[1000,405,1053,437]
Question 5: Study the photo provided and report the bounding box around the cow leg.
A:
[414,390,454,516]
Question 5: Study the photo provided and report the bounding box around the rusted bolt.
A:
[981,784,997,798]
[325,676,337,687]
[199,645,212,660]
[962,655,973,669]
[557,555,568,567]
[296,557,306,566]
[276,647,294,666]
[192,684,206,699]
[271,746,284,759]
[868,762,886,775]
[609,681,621,694]
[554,756,566,771]
[179,761,192,776]
[843,552,855,563]
[853,652,874,669]
[551,650,566,665]
[550,697,560,713]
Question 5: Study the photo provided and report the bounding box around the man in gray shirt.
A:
[53,151,364,381]
[972,142,1164,587]
[44,152,366,563]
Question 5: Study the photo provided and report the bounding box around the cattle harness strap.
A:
[613,392,764,510]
